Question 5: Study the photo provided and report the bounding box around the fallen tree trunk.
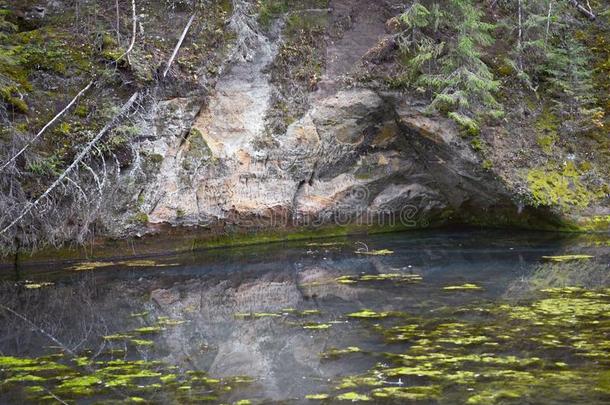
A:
[568,0,596,20]
[0,92,139,237]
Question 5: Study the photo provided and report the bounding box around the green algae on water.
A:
[355,249,393,256]
[541,255,594,262]
[336,391,371,401]
[347,309,390,319]
[305,393,330,400]
[303,322,332,330]
[321,346,362,359]
[443,283,482,291]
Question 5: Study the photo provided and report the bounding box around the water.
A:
[0,229,609,404]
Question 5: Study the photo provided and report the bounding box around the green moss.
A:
[526,163,606,209]
[576,215,610,232]
[131,212,149,225]
[55,122,72,136]
[537,133,557,154]
[26,154,62,176]
[535,107,560,136]
[258,0,289,28]
[482,159,493,170]
[0,86,28,112]
[470,137,483,151]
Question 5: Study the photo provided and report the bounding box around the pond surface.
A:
[0,229,609,404]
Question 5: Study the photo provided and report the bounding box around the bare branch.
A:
[116,0,137,62]
[0,303,77,357]
[65,176,89,203]
[115,0,121,45]
[0,80,94,172]
[163,13,196,78]
[0,92,139,237]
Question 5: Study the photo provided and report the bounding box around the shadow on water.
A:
[0,229,609,404]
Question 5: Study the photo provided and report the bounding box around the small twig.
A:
[355,241,369,253]
[43,388,69,405]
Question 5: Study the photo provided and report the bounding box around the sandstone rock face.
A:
[121,83,520,235]
[101,1,570,239]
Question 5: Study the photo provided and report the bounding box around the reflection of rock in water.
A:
[503,259,610,302]
[145,267,371,399]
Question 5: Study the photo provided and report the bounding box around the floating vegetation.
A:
[70,259,179,271]
[130,339,154,347]
[20,281,55,289]
[234,312,282,320]
[303,322,331,330]
[336,375,383,390]
[156,316,187,326]
[321,346,362,359]
[306,242,345,247]
[355,249,393,256]
[336,273,422,285]
[336,391,371,401]
[103,334,131,341]
[70,261,115,271]
[134,326,166,334]
[305,393,330,400]
[346,309,391,319]
[122,260,160,267]
[371,385,441,400]
[234,309,321,320]
[317,284,610,404]
[443,283,483,291]
[299,309,322,316]
[541,255,594,262]
[130,311,150,318]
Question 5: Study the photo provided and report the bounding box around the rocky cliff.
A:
[0,0,609,256]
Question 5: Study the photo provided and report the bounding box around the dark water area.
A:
[0,229,609,404]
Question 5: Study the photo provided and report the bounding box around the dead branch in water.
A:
[162,13,196,78]
[0,92,139,237]
[0,303,77,357]
[0,80,95,172]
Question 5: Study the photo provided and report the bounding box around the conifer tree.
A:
[397,0,502,135]
[545,35,604,134]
